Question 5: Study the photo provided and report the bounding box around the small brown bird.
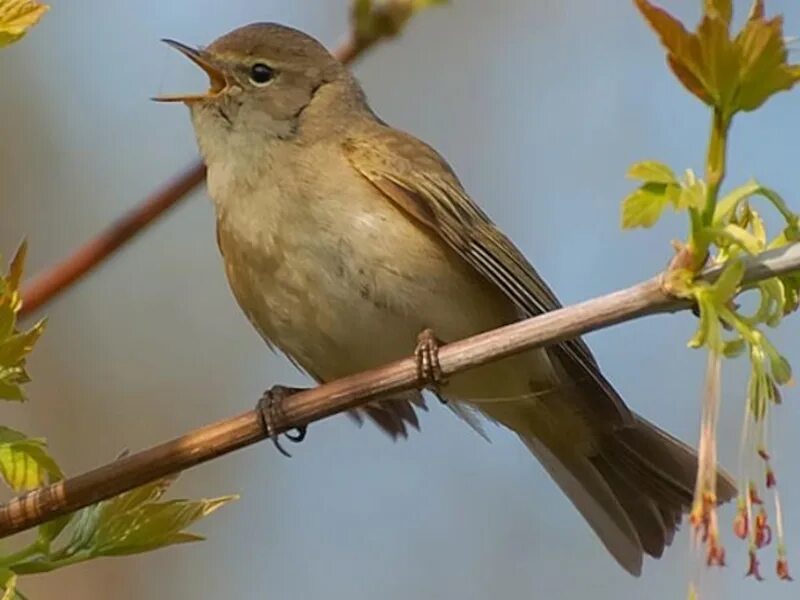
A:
[157,23,735,575]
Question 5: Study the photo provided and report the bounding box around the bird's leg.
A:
[257,385,308,458]
[414,328,448,404]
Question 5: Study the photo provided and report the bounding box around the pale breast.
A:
[211,142,550,399]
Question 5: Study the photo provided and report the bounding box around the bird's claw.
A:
[415,328,447,402]
[257,385,308,458]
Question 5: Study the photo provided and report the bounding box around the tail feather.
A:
[591,454,669,558]
[523,435,645,576]
[519,411,737,576]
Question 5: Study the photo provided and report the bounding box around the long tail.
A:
[493,404,737,576]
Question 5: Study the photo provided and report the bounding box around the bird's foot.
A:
[414,328,447,403]
[257,385,308,458]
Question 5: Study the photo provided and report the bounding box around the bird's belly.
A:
[215,178,554,402]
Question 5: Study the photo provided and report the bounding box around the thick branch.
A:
[18,32,371,319]
[1,243,797,538]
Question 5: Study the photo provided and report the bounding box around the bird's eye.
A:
[249,63,275,86]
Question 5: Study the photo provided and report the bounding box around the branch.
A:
[2,243,797,538]
[18,31,373,319]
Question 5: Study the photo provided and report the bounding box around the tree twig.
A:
[18,32,371,319]
[2,243,798,538]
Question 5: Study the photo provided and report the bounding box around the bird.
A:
[155,22,736,576]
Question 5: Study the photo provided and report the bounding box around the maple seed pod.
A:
[749,483,764,505]
[733,509,749,539]
[754,510,772,549]
[766,468,777,488]
[777,558,793,581]
[706,540,726,567]
[747,551,764,581]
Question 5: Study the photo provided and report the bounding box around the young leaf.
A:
[780,273,800,315]
[0,0,48,48]
[704,0,732,27]
[0,245,46,402]
[722,337,746,358]
[353,0,447,42]
[713,179,760,225]
[0,427,62,491]
[718,223,765,254]
[735,9,800,112]
[37,513,72,549]
[54,476,236,564]
[6,240,25,308]
[627,160,676,185]
[0,569,16,600]
[634,0,714,106]
[689,290,718,349]
[91,497,235,557]
[676,170,707,210]
[621,183,671,228]
[762,337,793,385]
[696,11,740,111]
[712,257,744,303]
[636,0,800,115]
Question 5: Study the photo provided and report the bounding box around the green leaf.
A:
[0,323,45,370]
[752,278,785,326]
[0,0,48,48]
[626,161,676,185]
[704,0,732,27]
[634,0,711,105]
[734,9,800,112]
[753,185,800,229]
[92,497,234,557]
[636,0,800,115]
[0,306,14,340]
[712,257,744,303]
[696,13,740,112]
[722,337,746,358]
[56,475,236,562]
[621,183,672,229]
[97,476,174,521]
[717,223,764,254]
[748,0,765,21]
[688,290,723,351]
[0,428,62,491]
[671,170,707,212]
[0,569,16,600]
[675,186,705,211]
[353,0,447,42]
[6,241,25,302]
[0,245,46,403]
[769,352,792,385]
[37,513,72,549]
[59,503,102,556]
[0,427,62,491]
[762,337,793,385]
[713,179,760,225]
[780,273,800,315]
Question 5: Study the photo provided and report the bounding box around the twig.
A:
[2,243,798,538]
[18,32,370,319]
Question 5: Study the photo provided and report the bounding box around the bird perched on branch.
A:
[157,22,736,576]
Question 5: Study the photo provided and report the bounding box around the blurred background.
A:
[2,0,800,598]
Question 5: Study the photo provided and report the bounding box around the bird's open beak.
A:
[153,39,228,103]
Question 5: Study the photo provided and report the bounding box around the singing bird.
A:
[157,23,736,575]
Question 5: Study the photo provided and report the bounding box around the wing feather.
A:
[344,129,632,426]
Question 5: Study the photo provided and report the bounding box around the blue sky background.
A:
[2,1,800,598]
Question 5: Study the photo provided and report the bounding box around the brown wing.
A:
[344,127,633,426]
